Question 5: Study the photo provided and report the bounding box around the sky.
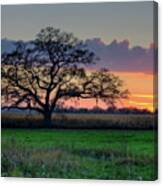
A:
[1,2,157,111]
[2,2,154,47]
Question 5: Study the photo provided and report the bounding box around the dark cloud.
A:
[2,38,155,74]
[1,39,16,54]
[85,38,155,73]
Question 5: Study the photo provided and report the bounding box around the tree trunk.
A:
[43,112,52,128]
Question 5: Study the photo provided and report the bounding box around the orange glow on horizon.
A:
[64,71,157,112]
[113,71,156,112]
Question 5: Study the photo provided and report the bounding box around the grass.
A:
[1,128,158,180]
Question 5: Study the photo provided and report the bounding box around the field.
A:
[1,129,157,180]
[1,112,156,129]
[1,113,157,180]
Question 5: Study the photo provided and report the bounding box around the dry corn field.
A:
[2,112,156,129]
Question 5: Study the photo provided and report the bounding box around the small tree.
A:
[1,27,128,127]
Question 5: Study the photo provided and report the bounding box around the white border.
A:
[0,0,162,186]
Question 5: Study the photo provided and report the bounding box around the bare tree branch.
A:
[1,27,128,127]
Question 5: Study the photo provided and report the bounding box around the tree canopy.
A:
[1,27,128,126]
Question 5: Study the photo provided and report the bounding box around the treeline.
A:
[2,106,155,115]
[54,106,153,114]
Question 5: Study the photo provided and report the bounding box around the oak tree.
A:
[1,27,128,127]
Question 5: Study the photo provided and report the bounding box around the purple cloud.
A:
[1,38,156,74]
[85,38,155,74]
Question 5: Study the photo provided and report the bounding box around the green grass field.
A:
[1,129,157,180]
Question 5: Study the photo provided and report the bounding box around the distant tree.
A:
[1,27,128,127]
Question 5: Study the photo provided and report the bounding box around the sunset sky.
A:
[1,2,157,111]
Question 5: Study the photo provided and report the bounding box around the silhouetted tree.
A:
[1,27,128,127]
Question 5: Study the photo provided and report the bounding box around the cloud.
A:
[85,38,155,74]
[1,39,16,54]
[1,38,155,74]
